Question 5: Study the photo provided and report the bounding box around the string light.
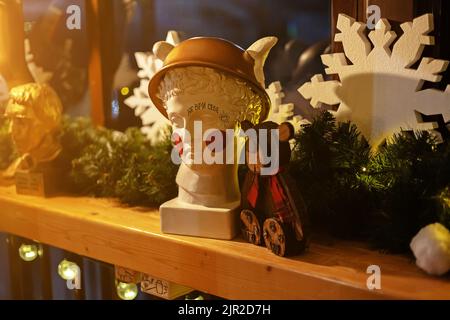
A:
[185,294,204,300]
[116,281,138,300]
[58,260,79,281]
[120,87,130,96]
[18,243,41,262]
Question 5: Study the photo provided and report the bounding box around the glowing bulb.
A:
[120,87,130,96]
[185,294,205,300]
[116,281,138,300]
[58,260,79,281]
[18,244,40,262]
[361,167,367,172]
[191,295,204,300]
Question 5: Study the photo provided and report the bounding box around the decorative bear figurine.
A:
[240,120,310,256]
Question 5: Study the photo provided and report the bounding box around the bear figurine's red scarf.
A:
[246,168,304,240]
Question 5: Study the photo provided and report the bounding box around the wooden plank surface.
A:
[0,186,449,299]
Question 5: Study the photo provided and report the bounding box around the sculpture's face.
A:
[166,92,235,173]
[4,84,62,166]
[9,108,47,155]
[158,65,270,175]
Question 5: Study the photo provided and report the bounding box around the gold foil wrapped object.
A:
[4,83,63,170]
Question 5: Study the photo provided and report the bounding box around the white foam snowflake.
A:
[25,39,53,84]
[0,39,53,103]
[265,81,309,133]
[298,14,450,144]
[124,31,181,142]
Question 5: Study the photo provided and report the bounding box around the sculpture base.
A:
[14,168,61,197]
[160,198,240,240]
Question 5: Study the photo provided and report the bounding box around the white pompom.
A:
[410,223,450,276]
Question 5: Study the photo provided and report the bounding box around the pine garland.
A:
[0,116,177,206]
[290,111,450,252]
[367,132,450,251]
[1,113,449,252]
[290,112,373,238]
[438,187,450,229]
[60,117,177,206]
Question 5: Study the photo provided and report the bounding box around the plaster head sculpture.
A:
[4,83,63,171]
[148,36,277,239]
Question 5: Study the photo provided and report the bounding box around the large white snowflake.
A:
[124,31,180,142]
[298,14,450,144]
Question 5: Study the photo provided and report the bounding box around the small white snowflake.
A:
[124,31,181,143]
[266,81,309,133]
[25,39,53,84]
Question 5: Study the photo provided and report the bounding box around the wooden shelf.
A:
[0,185,449,299]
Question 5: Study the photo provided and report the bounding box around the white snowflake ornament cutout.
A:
[298,14,450,145]
[25,39,53,84]
[125,31,181,142]
[266,81,309,133]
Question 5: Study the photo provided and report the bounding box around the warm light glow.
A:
[18,244,40,262]
[120,87,130,96]
[185,294,204,300]
[58,260,79,281]
[116,281,138,300]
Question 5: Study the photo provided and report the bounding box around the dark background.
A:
[22,0,331,128]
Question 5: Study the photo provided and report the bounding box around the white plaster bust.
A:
[158,66,264,207]
[149,36,277,238]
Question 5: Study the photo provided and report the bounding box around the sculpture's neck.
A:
[20,133,61,170]
[176,162,240,207]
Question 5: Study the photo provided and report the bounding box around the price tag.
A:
[141,274,192,300]
[15,170,45,197]
[115,266,142,284]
